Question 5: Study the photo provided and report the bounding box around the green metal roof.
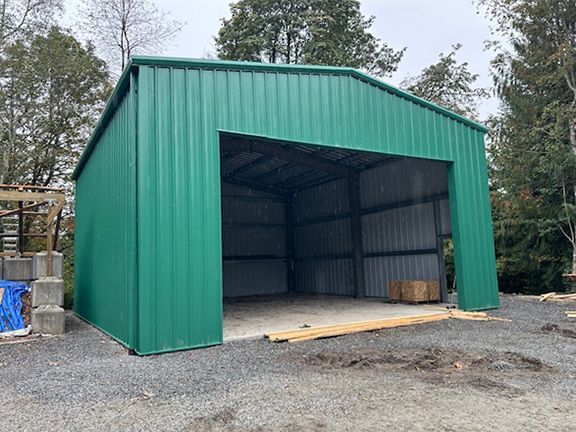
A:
[72,55,487,180]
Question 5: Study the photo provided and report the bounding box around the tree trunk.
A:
[572,243,576,274]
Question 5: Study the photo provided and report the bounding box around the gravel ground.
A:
[1,294,576,432]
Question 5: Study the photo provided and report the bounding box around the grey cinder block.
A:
[3,257,33,281]
[31,305,65,335]
[31,278,64,307]
[32,252,63,279]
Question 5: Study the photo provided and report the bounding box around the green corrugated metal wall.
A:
[74,72,137,348]
[73,57,499,354]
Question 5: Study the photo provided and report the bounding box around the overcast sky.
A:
[65,0,499,119]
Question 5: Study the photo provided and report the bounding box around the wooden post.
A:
[53,208,63,251]
[286,193,296,294]
[349,173,365,298]
[17,200,24,255]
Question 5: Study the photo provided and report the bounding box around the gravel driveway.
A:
[1,294,575,432]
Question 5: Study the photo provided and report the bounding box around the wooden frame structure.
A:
[0,184,65,277]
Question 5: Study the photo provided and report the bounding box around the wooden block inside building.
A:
[389,280,441,303]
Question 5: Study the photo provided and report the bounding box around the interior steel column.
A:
[349,173,365,298]
[286,193,296,294]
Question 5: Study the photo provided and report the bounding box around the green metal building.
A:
[72,56,498,355]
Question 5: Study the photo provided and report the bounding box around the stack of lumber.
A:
[265,310,509,343]
[539,292,576,302]
[389,280,440,303]
[565,311,576,318]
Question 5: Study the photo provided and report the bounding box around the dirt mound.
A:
[541,323,576,339]
[301,348,544,372]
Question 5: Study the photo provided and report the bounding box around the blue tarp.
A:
[0,280,29,332]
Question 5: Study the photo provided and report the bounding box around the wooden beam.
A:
[221,139,355,178]
[349,173,365,298]
[0,201,46,218]
[0,183,64,192]
[0,190,65,203]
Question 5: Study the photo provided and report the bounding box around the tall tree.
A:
[479,0,576,290]
[401,44,488,119]
[0,0,61,49]
[0,0,62,182]
[215,0,404,77]
[0,27,110,186]
[79,0,184,72]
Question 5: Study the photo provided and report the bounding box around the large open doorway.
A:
[220,133,452,340]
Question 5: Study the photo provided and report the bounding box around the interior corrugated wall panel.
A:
[292,178,353,295]
[360,159,448,208]
[364,254,439,297]
[74,79,136,348]
[362,203,437,254]
[294,219,352,258]
[293,178,349,222]
[223,261,287,297]
[221,182,287,297]
[295,259,355,295]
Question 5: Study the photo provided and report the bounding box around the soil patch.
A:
[541,323,576,339]
[300,348,545,373]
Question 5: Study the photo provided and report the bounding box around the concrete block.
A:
[31,278,64,307]
[32,305,65,334]
[32,252,63,279]
[3,257,33,281]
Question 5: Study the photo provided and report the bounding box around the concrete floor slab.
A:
[223,294,447,341]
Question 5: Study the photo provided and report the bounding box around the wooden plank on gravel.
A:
[265,313,450,342]
[540,292,557,302]
[286,315,450,343]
